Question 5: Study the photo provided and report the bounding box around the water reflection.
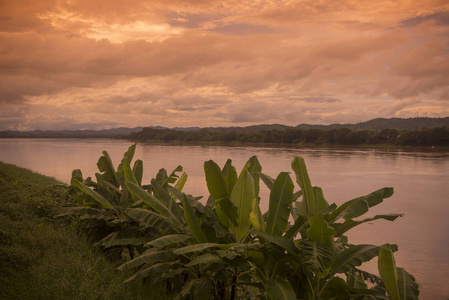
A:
[0,139,448,299]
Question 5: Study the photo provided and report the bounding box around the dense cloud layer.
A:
[0,0,448,130]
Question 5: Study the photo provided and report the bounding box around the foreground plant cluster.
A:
[58,144,419,299]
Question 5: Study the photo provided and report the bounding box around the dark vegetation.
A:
[129,126,449,147]
[1,117,449,147]
[0,127,143,138]
[54,144,419,299]
[0,161,166,299]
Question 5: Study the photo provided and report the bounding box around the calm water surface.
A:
[1,138,448,299]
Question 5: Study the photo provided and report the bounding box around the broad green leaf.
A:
[330,244,381,275]
[255,231,298,255]
[321,277,385,299]
[155,168,168,186]
[243,156,262,197]
[299,240,331,275]
[333,214,403,236]
[192,278,213,300]
[313,187,329,212]
[94,227,151,248]
[230,170,255,242]
[329,188,394,221]
[125,208,179,233]
[132,159,143,186]
[173,243,220,255]
[181,194,207,243]
[259,172,275,190]
[296,187,330,218]
[205,160,230,200]
[151,179,184,222]
[71,169,83,182]
[124,261,177,283]
[222,159,237,194]
[175,172,188,191]
[266,279,297,300]
[124,163,138,185]
[117,144,136,179]
[71,179,116,211]
[185,253,223,267]
[291,157,316,217]
[204,160,236,227]
[181,278,213,300]
[397,267,419,300]
[146,234,190,248]
[151,178,172,207]
[97,151,120,187]
[102,180,122,195]
[123,163,139,202]
[125,181,184,232]
[378,244,400,300]
[168,186,217,220]
[94,173,107,190]
[307,215,336,250]
[266,172,294,237]
[284,215,307,239]
[307,215,335,276]
[216,198,239,228]
[347,273,368,290]
[165,165,183,185]
[119,189,133,208]
[250,197,265,232]
[117,249,174,270]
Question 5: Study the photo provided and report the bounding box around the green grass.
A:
[0,161,168,299]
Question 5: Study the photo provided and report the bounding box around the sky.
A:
[1,0,449,131]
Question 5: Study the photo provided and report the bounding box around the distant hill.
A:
[206,124,290,132]
[1,117,448,138]
[0,127,143,138]
[295,117,449,131]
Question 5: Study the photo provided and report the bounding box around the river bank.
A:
[0,161,166,299]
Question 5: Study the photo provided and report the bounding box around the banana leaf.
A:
[133,159,143,186]
[265,172,294,237]
[397,267,419,300]
[230,169,255,242]
[204,160,237,227]
[181,194,207,243]
[378,244,400,300]
[117,249,174,270]
[125,181,184,232]
[125,208,180,233]
[333,214,403,236]
[71,179,117,211]
[291,157,316,218]
[97,151,120,187]
[266,279,297,300]
[117,144,136,180]
[329,188,394,221]
[146,234,190,248]
[222,159,237,194]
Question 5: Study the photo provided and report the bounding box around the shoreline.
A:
[127,139,449,152]
[2,136,448,152]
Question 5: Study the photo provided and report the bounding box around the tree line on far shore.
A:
[128,126,449,147]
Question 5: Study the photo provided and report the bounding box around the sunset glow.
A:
[1,0,448,130]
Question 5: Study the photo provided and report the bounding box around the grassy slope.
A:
[0,161,167,300]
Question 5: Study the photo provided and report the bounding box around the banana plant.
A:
[56,144,188,260]
[114,154,419,300]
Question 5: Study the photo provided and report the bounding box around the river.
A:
[0,138,448,299]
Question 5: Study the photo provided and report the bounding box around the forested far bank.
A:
[129,126,449,147]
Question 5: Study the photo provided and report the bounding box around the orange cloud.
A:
[0,0,448,130]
